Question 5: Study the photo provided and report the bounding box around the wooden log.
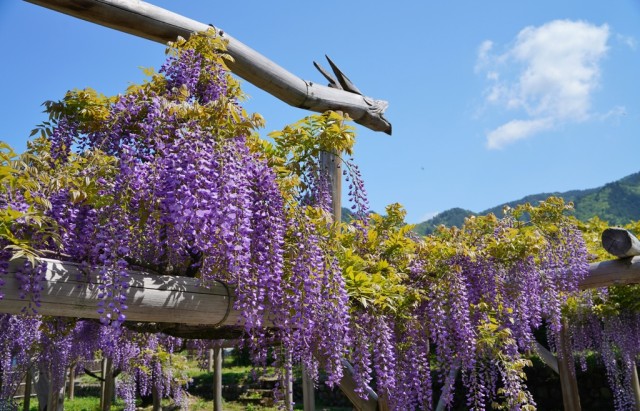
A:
[67,365,75,400]
[0,257,239,327]
[24,0,392,135]
[602,228,640,258]
[435,367,458,411]
[213,347,223,411]
[337,359,379,411]
[1,253,639,327]
[302,365,315,411]
[557,319,581,411]
[102,357,115,411]
[632,364,640,411]
[22,368,32,411]
[582,257,640,289]
[533,341,559,375]
[207,348,214,373]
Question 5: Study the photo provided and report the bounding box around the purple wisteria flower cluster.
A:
[0,33,355,408]
[1,29,632,411]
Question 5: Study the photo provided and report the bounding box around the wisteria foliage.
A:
[0,29,637,411]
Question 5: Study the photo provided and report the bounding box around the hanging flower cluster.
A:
[0,30,354,408]
[1,27,634,411]
[0,315,188,411]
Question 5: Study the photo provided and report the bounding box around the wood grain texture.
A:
[602,228,640,258]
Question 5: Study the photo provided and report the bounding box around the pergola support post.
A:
[557,319,581,411]
[212,347,223,411]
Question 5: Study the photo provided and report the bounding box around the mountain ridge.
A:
[413,171,640,236]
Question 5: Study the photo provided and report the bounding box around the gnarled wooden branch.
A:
[24,0,392,134]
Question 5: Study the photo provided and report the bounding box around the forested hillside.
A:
[414,171,640,235]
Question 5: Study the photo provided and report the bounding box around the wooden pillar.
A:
[99,358,106,409]
[67,364,75,400]
[208,348,214,373]
[435,367,459,411]
[23,368,32,411]
[105,357,115,411]
[213,347,223,411]
[46,370,59,411]
[152,382,162,411]
[337,359,378,411]
[557,320,581,411]
[100,357,115,411]
[302,365,315,411]
[283,352,294,411]
[631,363,640,411]
[377,394,390,411]
[319,151,342,223]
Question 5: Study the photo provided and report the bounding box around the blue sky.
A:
[1,1,639,223]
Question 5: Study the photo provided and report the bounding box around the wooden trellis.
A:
[4,1,640,410]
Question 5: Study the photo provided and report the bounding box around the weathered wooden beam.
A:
[631,364,640,411]
[0,257,240,327]
[602,228,640,258]
[533,341,559,374]
[2,253,639,322]
[557,319,581,411]
[338,359,379,411]
[581,257,640,289]
[24,0,392,134]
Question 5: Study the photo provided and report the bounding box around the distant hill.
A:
[341,207,355,223]
[413,208,476,236]
[413,171,640,236]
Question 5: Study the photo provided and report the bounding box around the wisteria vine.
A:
[0,29,637,411]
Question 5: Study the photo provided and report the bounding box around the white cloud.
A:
[486,118,554,149]
[617,34,637,50]
[475,40,494,71]
[599,105,627,123]
[477,20,610,149]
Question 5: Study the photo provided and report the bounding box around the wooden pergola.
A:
[3,1,640,410]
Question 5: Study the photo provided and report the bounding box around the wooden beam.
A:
[602,228,640,258]
[557,319,581,411]
[337,359,379,411]
[581,257,640,289]
[533,341,559,374]
[0,257,240,327]
[2,253,639,324]
[24,0,392,134]
[631,364,640,411]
